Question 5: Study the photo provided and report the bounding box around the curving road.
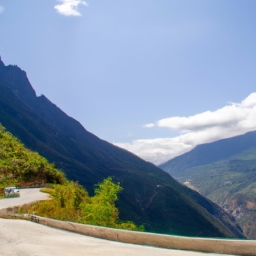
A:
[0,188,49,209]
[0,218,235,256]
[0,189,235,256]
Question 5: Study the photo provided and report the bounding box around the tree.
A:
[80,177,122,226]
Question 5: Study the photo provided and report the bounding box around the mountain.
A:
[160,132,256,238]
[0,123,66,190]
[0,56,245,238]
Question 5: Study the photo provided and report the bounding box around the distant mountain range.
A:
[0,56,245,238]
[160,131,256,239]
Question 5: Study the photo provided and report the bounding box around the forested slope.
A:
[160,133,256,238]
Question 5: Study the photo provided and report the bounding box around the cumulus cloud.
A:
[0,6,4,14]
[115,93,256,165]
[55,0,87,16]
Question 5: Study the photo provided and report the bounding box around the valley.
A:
[160,134,256,239]
[0,57,245,239]
[1,1,256,254]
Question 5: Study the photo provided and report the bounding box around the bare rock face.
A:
[223,194,256,239]
[0,56,5,68]
[0,60,36,104]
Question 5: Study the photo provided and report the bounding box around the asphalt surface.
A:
[0,189,235,256]
[0,188,49,209]
[0,218,235,256]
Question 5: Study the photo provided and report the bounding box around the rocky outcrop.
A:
[223,193,256,239]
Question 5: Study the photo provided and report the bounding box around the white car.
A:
[4,187,20,196]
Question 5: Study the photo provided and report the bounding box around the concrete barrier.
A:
[36,216,256,255]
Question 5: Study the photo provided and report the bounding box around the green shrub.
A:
[4,192,20,198]
[27,178,140,231]
[0,124,66,187]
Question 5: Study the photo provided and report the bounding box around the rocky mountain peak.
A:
[0,56,5,69]
[0,57,37,104]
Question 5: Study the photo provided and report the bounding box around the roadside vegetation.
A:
[4,192,20,199]
[19,177,144,231]
[0,124,65,190]
[0,124,143,231]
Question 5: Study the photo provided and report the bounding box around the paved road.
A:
[0,188,49,209]
[0,189,235,256]
[0,218,235,256]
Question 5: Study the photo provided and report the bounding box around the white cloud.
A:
[143,123,155,128]
[0,6,4,14]
[55,0,87,16]
[115,93,256,165]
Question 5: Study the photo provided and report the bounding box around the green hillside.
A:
[0,124,65,189]
[160,135,256,239]
[160,131,256,178]
[0,125,140,230]
[0,57,245,238]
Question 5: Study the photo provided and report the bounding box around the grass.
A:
[40,188,54,197]
[4,193,20,198]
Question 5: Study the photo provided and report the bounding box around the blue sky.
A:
[1,1,256,164]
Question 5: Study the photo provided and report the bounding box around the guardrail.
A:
[31,215,256,255]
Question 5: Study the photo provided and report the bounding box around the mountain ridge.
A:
[0,57,245,238]
[160,131,256,177]
[160,132,256,238]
